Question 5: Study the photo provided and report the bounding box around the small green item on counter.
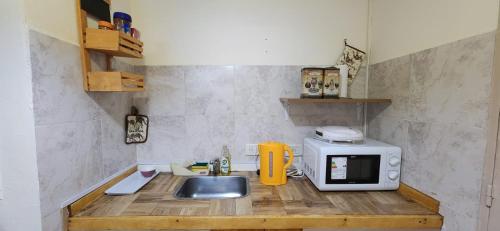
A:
[191,162,208,169]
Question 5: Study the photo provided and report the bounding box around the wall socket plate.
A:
[246,144,302,157]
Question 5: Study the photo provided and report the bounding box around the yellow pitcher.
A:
[258,142,294,185]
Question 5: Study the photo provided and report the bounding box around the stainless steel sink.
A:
[174,176,250,199]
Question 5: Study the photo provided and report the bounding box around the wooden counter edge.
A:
[67,165,137,216]
[397,183,440,213]
[68,214,443,230]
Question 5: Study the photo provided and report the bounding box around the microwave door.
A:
[325,155,381,184]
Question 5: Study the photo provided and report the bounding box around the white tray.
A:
[105,171,159,195]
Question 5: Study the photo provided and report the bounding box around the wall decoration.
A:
[336,39,366,83]
[125,107,149,144]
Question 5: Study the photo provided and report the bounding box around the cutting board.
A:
[105,171,159,195]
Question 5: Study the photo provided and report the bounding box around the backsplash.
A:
[367,31,495,231]
[29,30,137,231]
[133,65,366,166]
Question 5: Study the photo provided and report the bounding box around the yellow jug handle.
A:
[282,145,294,183]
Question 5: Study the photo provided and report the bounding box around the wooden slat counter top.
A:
[68,171,443,230]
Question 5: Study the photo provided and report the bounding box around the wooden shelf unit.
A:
[76,0,144,92]
[88,72,144,92]
[280,98,392,104]
[85,28,143,58]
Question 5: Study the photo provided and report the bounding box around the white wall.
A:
[0,0,43,230]
[131,0,368,65]
[23,0,369,66]
[370,0,499,64]
[24,0,132,45]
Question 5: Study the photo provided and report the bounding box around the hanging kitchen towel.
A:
[336,39,366,84]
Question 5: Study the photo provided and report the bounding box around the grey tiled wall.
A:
[367,32,495,231]
[29,30,137,231]
[133,65,366,165]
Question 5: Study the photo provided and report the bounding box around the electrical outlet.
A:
[289,144,302,157]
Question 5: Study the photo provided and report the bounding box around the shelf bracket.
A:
[283,101,290,121]
[357,103,364,121]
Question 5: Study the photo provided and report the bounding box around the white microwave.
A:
[303,137,401,191]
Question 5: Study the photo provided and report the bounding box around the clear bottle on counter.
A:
[220,145,231,176]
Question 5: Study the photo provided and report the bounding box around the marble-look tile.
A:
[439,204,478,231]
[111,58,136,73]
[349,65,368,98]
[29,30,99,126]
[134,66,186,116]
[136,116,187,164]
[136,65,365,164]
[30,30,141,231]
[233,65,282,116]
[367,32,495,231]
[185,113,236,161]
[35,120,103,216]
[41,209,64,231]
[234,66,301,116]
[367,115,408,149]
[94,93,136,177]
[367,115,410,182]
[409,32,495,129]
[368,55,411,119]
[185,66,235,116]
[234,113,307,163]
[406,122,485,216]
[89,52,107,71]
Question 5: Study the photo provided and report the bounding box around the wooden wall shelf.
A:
[88,72,144,92]
[76,0,145,92]
[280,98,392,104]
[85,28,143,58]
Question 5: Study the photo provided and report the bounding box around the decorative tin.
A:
[323,67,341,98]
[301,68,324,98]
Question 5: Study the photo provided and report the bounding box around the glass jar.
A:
[131,28,140,39]
[113,12,132,34]
[98,21,113,30]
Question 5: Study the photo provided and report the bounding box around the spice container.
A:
[98,21,113,30]
[323,67,341,98]
[301,68,324,98]
[113,12,132,34]
[131,28,141,39]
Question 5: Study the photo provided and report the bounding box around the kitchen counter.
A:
[67,168,443,230]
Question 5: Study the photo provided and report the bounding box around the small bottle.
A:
[214,159,221,176]
[220,145,231,176]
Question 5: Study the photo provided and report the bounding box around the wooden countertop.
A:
[67,168,443,230]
